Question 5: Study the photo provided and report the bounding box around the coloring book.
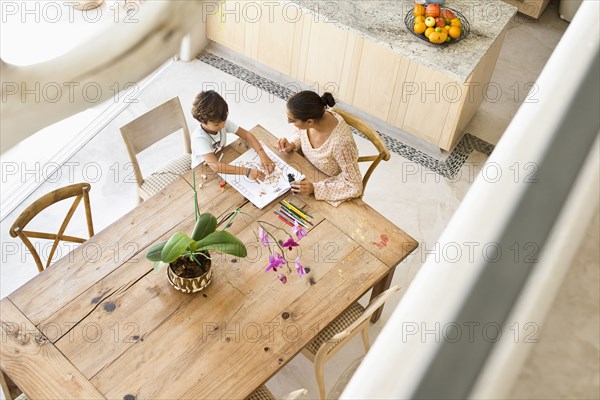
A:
[218,144,304,209]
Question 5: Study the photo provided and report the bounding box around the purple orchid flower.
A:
[292,220,307,240]
[295,257,306,277]
[266,252,285,272]
[282,237,300,251]
[258,226,270,247]
[278,274,288,284]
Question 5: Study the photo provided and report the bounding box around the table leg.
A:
[0,370,22,400]
[369,265,397,323]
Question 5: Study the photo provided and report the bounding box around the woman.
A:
[277,91,363,206]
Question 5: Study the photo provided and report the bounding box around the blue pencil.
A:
[274,210,295,226]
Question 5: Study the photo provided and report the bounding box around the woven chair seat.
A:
[304,301,365,355]
[245,384,276,400]
[140,153,191,197]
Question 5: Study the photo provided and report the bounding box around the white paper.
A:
[218,145,304,209]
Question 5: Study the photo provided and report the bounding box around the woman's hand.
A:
[290,180,314,196]
[277,138,296,153]
[259,153,276,174]
[248,168,265,182]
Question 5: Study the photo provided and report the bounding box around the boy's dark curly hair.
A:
[191,90,228,123]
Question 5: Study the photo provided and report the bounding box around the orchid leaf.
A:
[153,261,168,273]
[195,230,248,257]
[161,232,194,263]
[196,243,247,257]
[191,213,218,241]
[146,240,167,262]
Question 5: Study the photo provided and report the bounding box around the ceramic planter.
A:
[166,257,212,294]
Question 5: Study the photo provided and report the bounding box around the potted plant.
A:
[146,172,247,293]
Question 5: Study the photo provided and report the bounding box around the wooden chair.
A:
[332,107,391,195]
[8,183,94,273]
[0,370,27,400]
[328,355,366,399]
[301,285,401,399]
[120,96,192,202]
[246,386,307,400]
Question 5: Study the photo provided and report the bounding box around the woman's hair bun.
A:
[321,92,336,108]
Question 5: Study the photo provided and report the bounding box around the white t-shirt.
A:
[191,119,239,169]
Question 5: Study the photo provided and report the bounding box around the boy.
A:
[191,90,274,180]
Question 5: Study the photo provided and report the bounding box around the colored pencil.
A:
[274,209,294,224]
[279,201,307,222]
[282,200,310,221]
[279,200,307,221]
[274,211,294,227]
[287,200,314,218]
[273,210,294,225]
[279,207,308,228]
[282,200,307,218]
[280,203,313,226]
[277,215,294,227]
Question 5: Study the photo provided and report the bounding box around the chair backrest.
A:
[120,96,191,186]
[282,389,308,400]
[332,107,391,194]
[320,285,401,357]
[9,183,94,273]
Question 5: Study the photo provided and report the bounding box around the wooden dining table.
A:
[0,126,418,400]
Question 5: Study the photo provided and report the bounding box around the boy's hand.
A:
[291,180,314,195]
[277,138,296,153]
[249,168,265,182]
[259,153,275,174]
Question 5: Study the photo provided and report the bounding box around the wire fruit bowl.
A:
[405,7,470,46]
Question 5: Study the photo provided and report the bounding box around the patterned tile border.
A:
[197,52,494,180]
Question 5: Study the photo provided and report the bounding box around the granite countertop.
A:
[289,0,517,83]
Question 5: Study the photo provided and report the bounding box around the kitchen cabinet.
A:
[206,0,247,54]
[207,0,517,151]
[503,0,551,19]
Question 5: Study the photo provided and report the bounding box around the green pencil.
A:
[286,200,314,219]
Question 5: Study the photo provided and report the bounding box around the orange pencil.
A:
[274,211,294,227]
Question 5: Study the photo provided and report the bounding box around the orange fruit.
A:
[414,15,425,24]
[414,4,425,16]
[428,31,444,44]
[444,25,451,31]
[450,18,462,28]
[414,22,427,34]
[448,26,461,39]
[438,29,448,42]
[429,29,448,44]
[425,27,435,39]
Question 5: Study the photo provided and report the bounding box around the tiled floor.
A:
[3,2,597,399]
